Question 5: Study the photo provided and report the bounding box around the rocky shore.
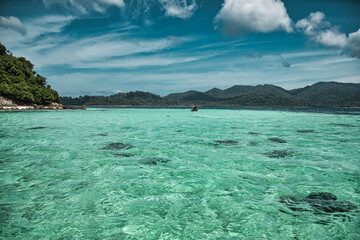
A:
[0,96,85,110]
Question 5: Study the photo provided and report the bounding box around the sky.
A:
[0,0,359,96]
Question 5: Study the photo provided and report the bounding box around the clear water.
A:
[0,108,359,239]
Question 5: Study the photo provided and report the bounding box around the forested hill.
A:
[61,82,360,107]
[0,43,60,105]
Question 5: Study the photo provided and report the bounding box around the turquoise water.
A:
[0,108,359,239]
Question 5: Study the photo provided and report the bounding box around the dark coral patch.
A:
[329,123,356,127]
[280,192,358,214]
[27,127,46,130]
[115,153,135,157]
[104,142,133,150]
[248,141,258,146]
[97,133,108,136]
[280,195,309,212]
[306,192,337,201]
[264,150,294,158]
[304,192,357,213]
[268,137,287,143]
[140,157,170,165]
[214,140,239,145]
[297,130,316,133]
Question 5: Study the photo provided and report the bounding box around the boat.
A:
[191,105,198,111]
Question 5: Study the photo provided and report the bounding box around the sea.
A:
[0,108,359,239]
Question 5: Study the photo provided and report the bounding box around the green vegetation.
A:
[0,43,60,105]
[62,91,168,106]
[61,82,360,107]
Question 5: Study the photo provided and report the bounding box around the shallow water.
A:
[0,108,359,239]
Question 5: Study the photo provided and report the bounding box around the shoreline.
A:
[0,96,85,110]
[82,105,360,109]
[1,104,359,112]
[0,105,86,110]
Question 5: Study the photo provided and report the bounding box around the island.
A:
[61,82,360,108]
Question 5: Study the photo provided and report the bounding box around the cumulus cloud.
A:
[42,0,125,14]
[344,29,360,58]
[0,16,26,35]
[296,12,346,48]
[214,0,293,35]
[296,12,360,58]
[316,30,347,48]
[159,0,197,19]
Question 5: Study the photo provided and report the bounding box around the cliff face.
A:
[0,96,14,106]
[0,95,64,110]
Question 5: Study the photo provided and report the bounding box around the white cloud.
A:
[45,48,359,96]
[297,12,360,59]
[344,28,360,59]
[316,30,347,48]
[0,15,74,50]
[25,15,75,40]
[72,54,206,69]
[4,30,194,70]
[0,16,26,35]
[70,34,188,62]
[160,0,197,19]
[214,0,293,35]
[101,0,125,8]
[92,3,106,14]
[42,0,125,14]
[296,12,346,48]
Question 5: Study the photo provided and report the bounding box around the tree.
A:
[0,43,60,104]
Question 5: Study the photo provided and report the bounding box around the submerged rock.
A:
[248,141,258,146]
[280,195,309,212]
[306,192,337,201]
[27,127,46,130]
[268,137,287,143]
[140,157,170,165]
[115,153,135,158]
[0,131,5,138]
[214,140,239,145]
[329,123,356,127]
[304,192,357,213]
[297,130,316,133]
[104,142,133,150]
[96,133,108,136]
[280,192,358,214]
[264,150,294,158]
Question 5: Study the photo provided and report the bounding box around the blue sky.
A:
[0,0,359,96]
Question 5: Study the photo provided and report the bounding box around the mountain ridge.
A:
[61,81,360,107]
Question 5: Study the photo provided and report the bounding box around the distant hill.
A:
[289,82,360,107]
[205,84,293,99]
[164,90,218,102]
[61,91,165,106]
[61,82,360,107]
[0,43,60,105]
